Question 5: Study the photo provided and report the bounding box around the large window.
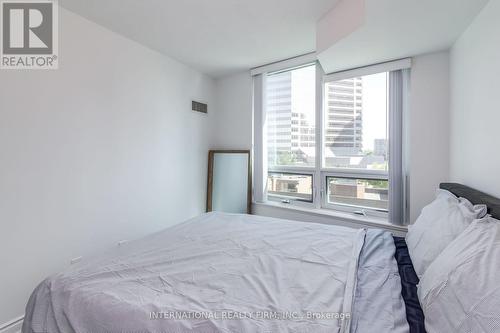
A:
[322,72,390,214]
[255,57,409,224]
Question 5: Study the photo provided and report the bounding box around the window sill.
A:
[253,201,408,234]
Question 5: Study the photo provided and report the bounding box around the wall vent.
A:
[192,101,208,113]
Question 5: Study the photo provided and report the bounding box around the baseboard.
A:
[0,316,23,333]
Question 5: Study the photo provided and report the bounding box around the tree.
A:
[363,179,388,189]
[277,151,298,165]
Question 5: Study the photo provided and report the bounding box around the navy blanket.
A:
[393,236,426,333]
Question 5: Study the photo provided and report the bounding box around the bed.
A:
[395,183,500,333]
[22,183,500,333]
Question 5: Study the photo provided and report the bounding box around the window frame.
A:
[267,170,315,205]
[319,71,389,218]
[253,56,410,224]
[322,172,389,219]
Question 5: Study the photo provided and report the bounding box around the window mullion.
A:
[320,168,388,179]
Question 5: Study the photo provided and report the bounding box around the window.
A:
[322,72,390,215]
[323,73,388,171]
[267,172,313,203]
[326,177,388,212]
[254,56,410,225]
[266,64,316,168]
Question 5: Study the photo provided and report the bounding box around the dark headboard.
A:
[440,183,500,219]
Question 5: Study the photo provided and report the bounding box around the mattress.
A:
[23,212,409,333]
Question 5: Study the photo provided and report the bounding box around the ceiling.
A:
[317,0,490,74]
[60,0,339,78]
[61,0,489,78]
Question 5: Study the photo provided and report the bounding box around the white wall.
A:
[450,0,500,197]
[0,9,215,324]
[211,72,253,149]
[213,52,450,225]
[408,51,450,222]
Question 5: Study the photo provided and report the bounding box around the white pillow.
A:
[418,216,500,333]
[406,189,486,277]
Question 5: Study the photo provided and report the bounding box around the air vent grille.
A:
[192,101,208,113]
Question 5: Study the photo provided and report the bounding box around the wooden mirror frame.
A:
[206,150,252,214]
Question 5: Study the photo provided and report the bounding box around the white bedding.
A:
[24,212,369,333]
[351,230,409,333]
[405,189,486,278]
[418,216,500,333]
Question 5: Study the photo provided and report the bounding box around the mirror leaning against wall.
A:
[206,150,252,214]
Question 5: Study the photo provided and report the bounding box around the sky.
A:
[361,72,388,151]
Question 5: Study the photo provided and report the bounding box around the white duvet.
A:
[24,212,368,333]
